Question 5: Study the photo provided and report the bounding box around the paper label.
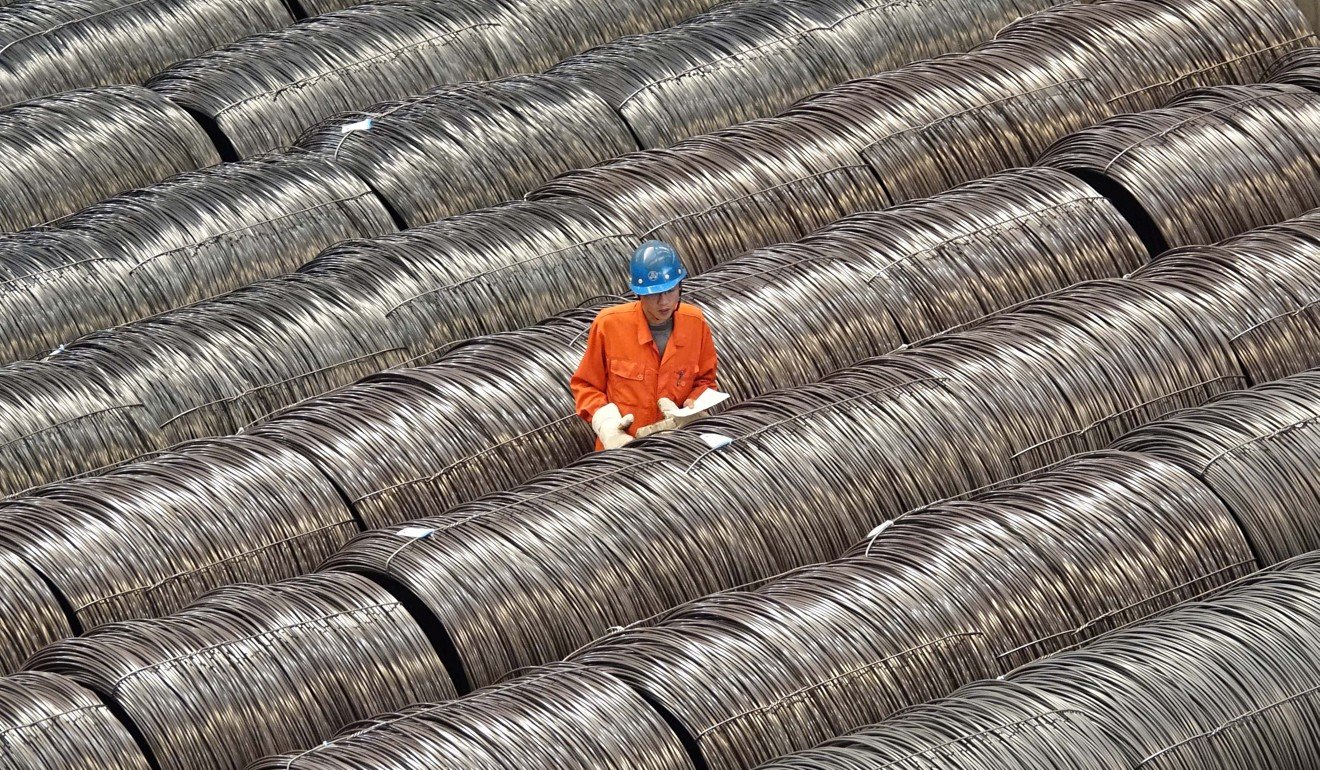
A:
[699,433,733,450]
[396,526,435,539]
[340,118,373,134]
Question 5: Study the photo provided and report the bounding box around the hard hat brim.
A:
[634,274,684,295]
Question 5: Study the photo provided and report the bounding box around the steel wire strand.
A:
[322,269,1247,692]
[293,75,638,226]
[1114,369,1320,566]
[1129,209,1320,385]
[0,548,70,674]
[1035,83,1320,253]
[24,572,457,770]
[0,670,150,769]
[0,0,293,105]
[146,0,719,159]
[264,167,1143,531]
[566,451,1255,770]
[0,154,397,364]
[1270,46,1320,90]
[0,86,219,232]
[0,434,360,643]
[250,663,695,770]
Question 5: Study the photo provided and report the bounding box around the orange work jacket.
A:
[571,301,718,443]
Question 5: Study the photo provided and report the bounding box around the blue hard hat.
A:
[630,240,687,295]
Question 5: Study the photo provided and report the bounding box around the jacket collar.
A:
[633,301,688,350]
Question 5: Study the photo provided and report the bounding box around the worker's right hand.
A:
[591,403,635,450]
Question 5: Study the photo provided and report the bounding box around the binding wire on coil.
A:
[1036,83,1320,253]
[293,75,639,227]
[0,434,361,647]
[0,86,219,232]
[0,154,397,365]
[1270,45,1320,90]
[0,549,71,674]
[0,671,150,770]
[569,451,1255,770]
[266,167,1144,532]
[251,663,696,770]
[0,0,293,104]
[25,572,458,770]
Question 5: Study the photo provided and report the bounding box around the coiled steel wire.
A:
[0,548,70,674]
[1036,83,1320,253]
[0,0,293,104]
[1270,45,1320,89]
[1115,369,1320,567]
[0,154,396,364]
[0,670,150,769]
[0,435,360,643]
[1130,209,1320,384]
[263,167,1142,532]
[547,0,1061,148]
[0,86,219,232]
[294,75,638,226]
[569,451,1254,770]
[26,572,457,770]
[323,272,1246,692]
[252,663,695,770]
[147,0,719,159]
[760,553,1320,768]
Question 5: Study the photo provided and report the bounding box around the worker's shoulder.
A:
[675,303,707,322]
[592,301,640,328]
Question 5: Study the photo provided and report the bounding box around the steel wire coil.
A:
[548,0,1061,148]
[0,548,70,674]
[1270,45,1320,90]
[1114,369,1320,566]
[0,0,293,105]
[25,572,457,770]
[0,435,360,644]
[1130,209,1320,384]
[1036,83,1320,253]
[251,663,695,770]
[294,75,638,226]
[322,270,1246,692]
[265,167,1141,532]
[569,451,1254,770]
[0,670,150,769]
[147,0,718,159]
[0,154,396,364]
[0,86,219,232]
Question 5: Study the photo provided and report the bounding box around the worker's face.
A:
[640,285,681,325]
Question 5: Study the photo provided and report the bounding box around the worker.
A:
[571,240,719,449]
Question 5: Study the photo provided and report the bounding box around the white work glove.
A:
[636,397,697,438]
[591,403,635,449]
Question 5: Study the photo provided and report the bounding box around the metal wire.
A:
[1036,83,1320,253]
[0,670,150,769]
[1269,45,1320,90]
[146,0,720,158]
[0,0,293,104]
[25,572,458,770]
[0,85,219,232]
[293,75,639,227]
[0,154,396,364]
[0,549,71,675]
[251,663,695,770]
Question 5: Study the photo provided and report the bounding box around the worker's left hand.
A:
[637,398,699,438]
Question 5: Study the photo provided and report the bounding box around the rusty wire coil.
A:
[0,85,219,232]
[569,451,1254,770]
[252,663,695,770]
[294,75,639,227]
[1130,209,1320,385]
[264,167,1142,533]
[0,0,293,104]
[0,434,361,648]
[26,572,457,770]
[0,154,396,364]
[1114,369,1320,567]
[147,0,718,159]
[548,0,1061,148]
[0,670,150,769]
[0,548,70,674]
[321,269,1248,692]
[1270,45,1320,90]
[1036,83,1320,253]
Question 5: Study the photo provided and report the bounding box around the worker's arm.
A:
[571,317,610,422]
[686,317,718,407]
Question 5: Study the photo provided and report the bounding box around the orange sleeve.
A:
[571,315,610,422]
[690,316,718,401]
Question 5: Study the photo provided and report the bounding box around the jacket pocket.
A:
[607,358,649,408]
